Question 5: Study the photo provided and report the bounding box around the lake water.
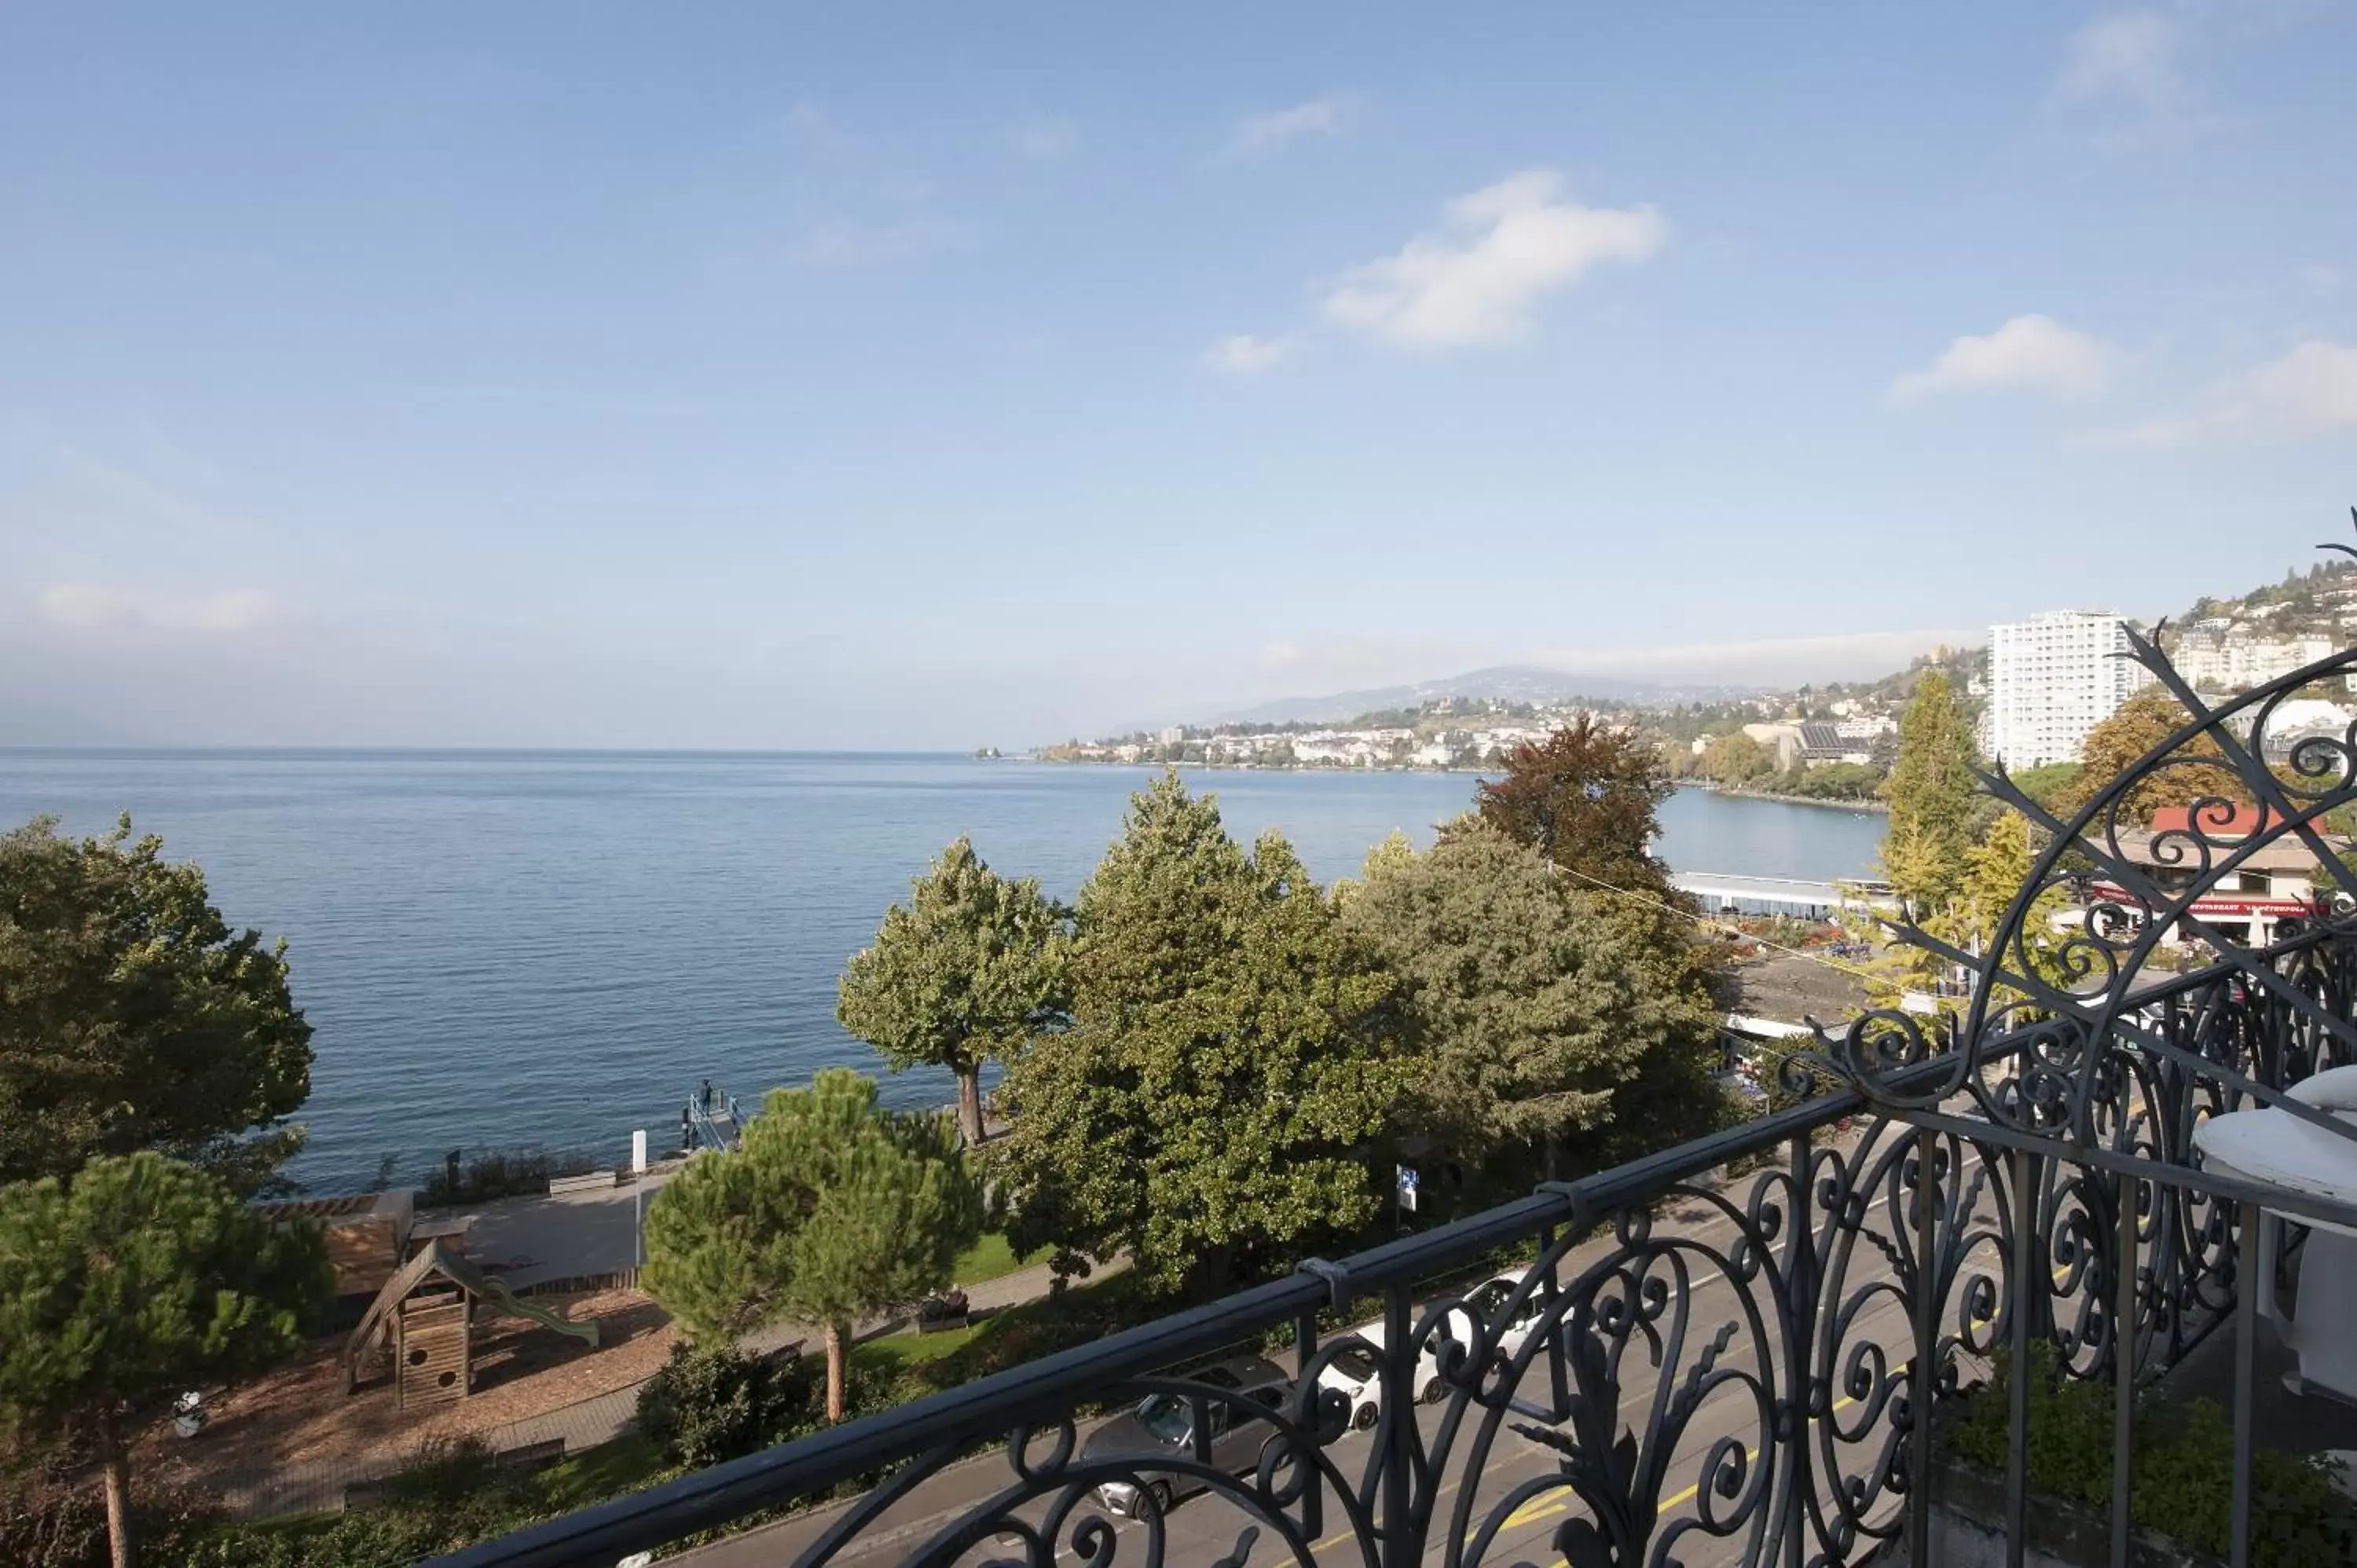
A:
[0,751,1883,1192]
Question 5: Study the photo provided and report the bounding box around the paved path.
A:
[451,1169,680,1290]
[229,1185,1102,1519]
[744,1255,1129,1357]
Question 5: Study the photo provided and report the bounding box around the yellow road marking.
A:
[1491,1386,1870,1535]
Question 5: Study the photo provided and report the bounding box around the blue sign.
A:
[1396,1163,1420,1211]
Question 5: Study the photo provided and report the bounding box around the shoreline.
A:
[1684,782,1887,815]
[1021,756,1891,815]
[1024,757,1492,775]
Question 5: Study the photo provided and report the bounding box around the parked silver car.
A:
[1086,1355,1292,1518]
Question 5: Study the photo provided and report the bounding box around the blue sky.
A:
[3,3,2353,748]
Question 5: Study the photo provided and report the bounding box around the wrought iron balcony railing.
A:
[434,599,2357,1568]
[426,975,2345,1568]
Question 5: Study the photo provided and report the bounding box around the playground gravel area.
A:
[142,1287,673,1510]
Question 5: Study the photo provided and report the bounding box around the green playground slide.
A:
[433,1244,601,1347]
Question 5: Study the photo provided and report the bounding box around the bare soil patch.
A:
[141,1288,674,1486]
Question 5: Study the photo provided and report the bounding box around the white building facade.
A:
[2169,623,2333,691]
[1986,610,2151,768]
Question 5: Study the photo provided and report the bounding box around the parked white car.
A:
[1340,1320,1449,1407]
[1314,1333,1389,1429]
[1461,1267,1549,1359]
[1340,1267,1555,1414]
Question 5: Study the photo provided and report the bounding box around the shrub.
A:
[185,1511,449,1568]
[1950,1344,2355,1568]
[0,1459,223,1568]
[419,1148,597,1208]
[896,1274,1156,1400]
[636,1343,823,1470]
[379,1434,503,1511]
[185,1438,552,1566]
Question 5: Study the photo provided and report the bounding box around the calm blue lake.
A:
[0,752,1882,1192]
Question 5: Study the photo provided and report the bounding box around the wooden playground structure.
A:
[343,1240,599,1409]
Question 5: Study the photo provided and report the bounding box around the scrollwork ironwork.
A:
[432,515,2357,1568]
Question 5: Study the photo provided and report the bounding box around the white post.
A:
[631,1130,647,1269]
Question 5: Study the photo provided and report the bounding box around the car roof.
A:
[1186,1353,1290,1391]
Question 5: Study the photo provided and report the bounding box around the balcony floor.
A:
[2163,1308,2357,1475]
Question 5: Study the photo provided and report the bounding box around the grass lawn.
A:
[535,1430,670,1510]
[951,1230,1049,1286]
[852,1320,984,1372]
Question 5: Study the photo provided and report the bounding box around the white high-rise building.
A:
[1986,610,2152,768]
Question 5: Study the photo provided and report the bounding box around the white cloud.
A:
[1010,119,1077,159]
[2055,13,2185,109]
[1319,170,1666,350]
[2050,12,2235,149]
[1230,95,1352,154]
[37,583,275,635]
[2301,264,2345,296]
[1887,315,2114,405]
[2093,339,2357,447]
[1248,634,1491,689]
[1204,333,1292,375]
[790,217,966,269]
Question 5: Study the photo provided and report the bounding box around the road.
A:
[681,1123,2011,1568]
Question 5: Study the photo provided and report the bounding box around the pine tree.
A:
[0,1153,330,1568]
[836,838,1069,1148]
[984,773,1408,1295]
[642,1069,982,1421]
[0,815,313,1191]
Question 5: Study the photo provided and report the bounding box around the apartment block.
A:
[1986,610,2151,768]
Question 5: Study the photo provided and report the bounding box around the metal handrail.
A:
[430,1057,1943,1568]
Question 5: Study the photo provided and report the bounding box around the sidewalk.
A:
[454,1170,679,1290]
[669,1416,1119,1568]
[746,1253,1127,1355]
[222,1214,1108,1519]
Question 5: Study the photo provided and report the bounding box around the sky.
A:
[3,3,2355,749]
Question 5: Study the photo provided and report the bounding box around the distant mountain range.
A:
[1208,665,1767,726]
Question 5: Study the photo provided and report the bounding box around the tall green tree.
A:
[1699,732,1772,786]
[0,1152,330,1568]
[0,816,313,1192]
[1880,671,1978,910]
[984,774,1408,1296]
[643,1069,982,1421]
[837,837,1069,1149]
[1871,808,2073,1020]
[1340,824,1726,1185]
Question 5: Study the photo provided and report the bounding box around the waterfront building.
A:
[2089,802,2350,949]
[1985,609,2151,768]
